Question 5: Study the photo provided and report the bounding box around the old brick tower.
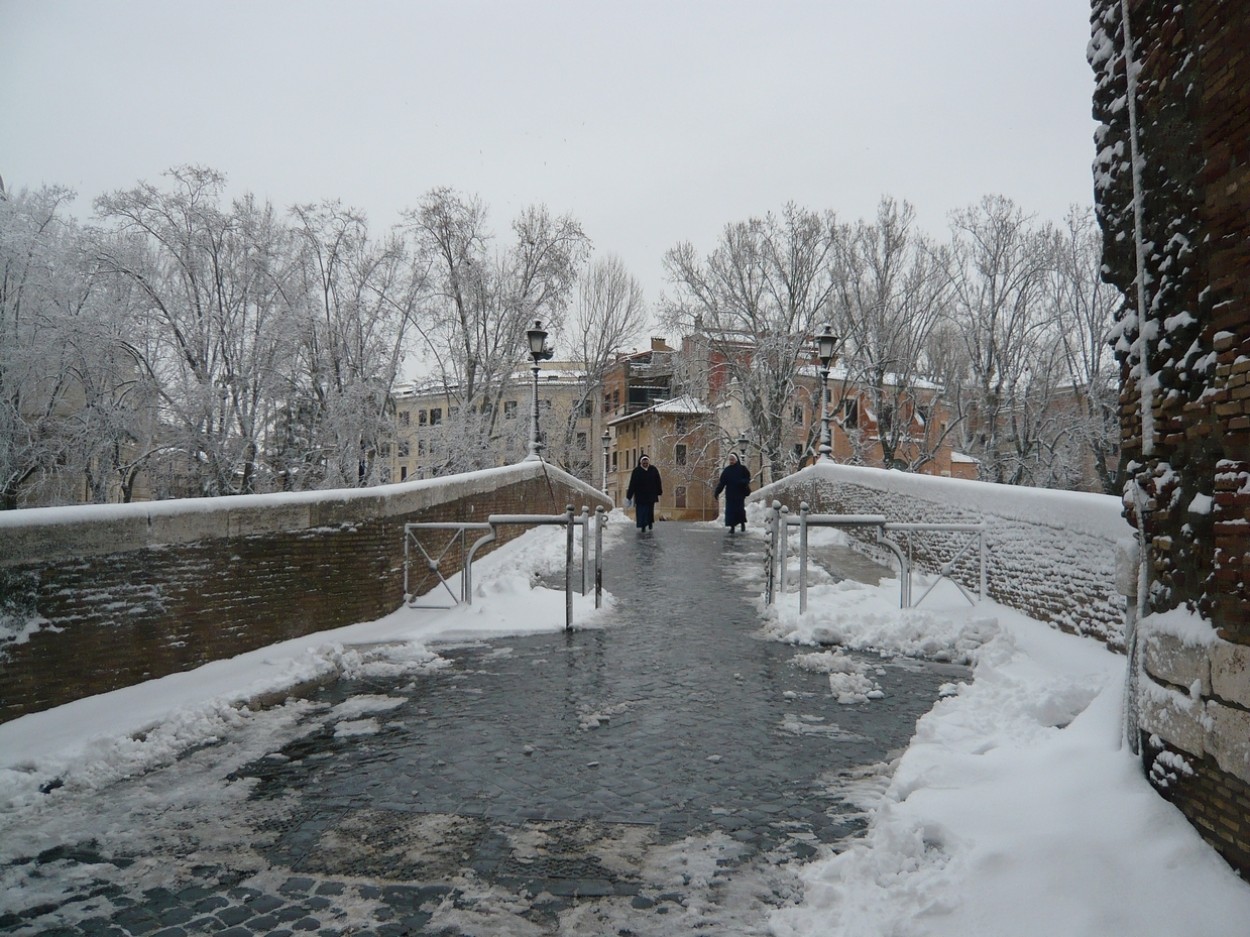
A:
[1091,0,1250,875]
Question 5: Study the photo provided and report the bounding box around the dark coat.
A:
[715,461,752,527]
[626,464,663,505]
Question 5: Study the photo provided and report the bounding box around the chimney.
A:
[650,337,670,352]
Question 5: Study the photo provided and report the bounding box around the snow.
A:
[3,515,1249,935]
[763,526,1250,936]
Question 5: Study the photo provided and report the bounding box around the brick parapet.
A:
[754,464,1130,650]
[0,463,609,723]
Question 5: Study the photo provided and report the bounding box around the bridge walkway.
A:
[2,522,963,936]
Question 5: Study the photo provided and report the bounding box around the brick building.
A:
[1091,0,1250,876]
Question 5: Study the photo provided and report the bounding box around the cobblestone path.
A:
[1,522,965,936]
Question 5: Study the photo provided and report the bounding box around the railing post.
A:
[979,526,987,602]
[765,500,780,605]
[778,505,791,598]
[799,501,809,614]
[594,505,605,608]
[580,506,590,596]
[565,504,575,631]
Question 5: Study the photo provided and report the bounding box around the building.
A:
[390,363,599,483]
[605,395,719,521]
[601,338,677,421]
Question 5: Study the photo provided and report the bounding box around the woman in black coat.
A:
[626,454,663,532]
[715,452,751,533]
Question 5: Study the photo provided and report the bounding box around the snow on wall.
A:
[0,462,610,723]
[755,463,1131,649]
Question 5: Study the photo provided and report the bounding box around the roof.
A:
[607,393,712,427]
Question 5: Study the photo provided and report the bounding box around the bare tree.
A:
[556,254,648,460]
[663,203,838,480]
[941,195,1059,483]
[829,197,955,471]
[287,202,426,489]
[1049,206,1122,493]
[404,188,590,469]
[94,167,297,496]
[0,186,81,507]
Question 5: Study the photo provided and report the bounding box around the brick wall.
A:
[1092,0,1250,877]
[0,463,609,724]
[756,463,1130,648]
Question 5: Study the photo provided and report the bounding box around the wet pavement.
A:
[1,522,966,936]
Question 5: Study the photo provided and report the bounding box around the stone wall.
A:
[0,463,609,724]
[1091,0,1250,877]
[755,463,1131,648]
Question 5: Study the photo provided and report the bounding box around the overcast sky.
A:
[2,0,1098,306]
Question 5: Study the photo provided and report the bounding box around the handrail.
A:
[764,500,986,610]
[405,504,607,630]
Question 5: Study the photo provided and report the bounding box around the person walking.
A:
[626,454,663,533]
[715,451,751,534]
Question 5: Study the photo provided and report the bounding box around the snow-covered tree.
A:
[663,203,838,480]
[941,195,1060,484]
[286,202,425,489]
[403,188,590,469]
[94,167,297,496]
[829,197,955,471]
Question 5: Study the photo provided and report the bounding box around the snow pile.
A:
[765,572,999,665]
[790,650,883,704]
[764,574,1250,936]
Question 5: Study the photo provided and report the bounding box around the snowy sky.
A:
[0,0,1098,305]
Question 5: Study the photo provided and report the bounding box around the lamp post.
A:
[816,324,839,462]
[524,318,549,462]
[601,430,611,494]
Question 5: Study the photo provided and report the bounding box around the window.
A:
[612,452,618,471]
[675,444,687,466]
[603,392,612,413]
[430,408,442,425]
[400,466,408,481]
[792,405,804,425]
[793,443,804,462]
[582,398,593,417]
[676,416,690,434]
[576,432,588,450]
[842,399,859,429]
[380,442,391,458]
[880,405,895,432]
[399,411,410,427]
[504,400,517,419]
[419,410,428,426]
[675,486,687,508]
[398,441,410,458]
[418,439,426,456]
[449,406,459,419]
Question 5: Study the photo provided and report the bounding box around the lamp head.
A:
[527,319,549,358]
[817,324,839,368]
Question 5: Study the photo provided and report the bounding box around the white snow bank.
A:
[764,572,1250,936]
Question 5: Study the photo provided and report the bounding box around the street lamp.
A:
[737,431,749,459]
[816,324,840,462]
[601,430,611,494]
[524,318,549,462]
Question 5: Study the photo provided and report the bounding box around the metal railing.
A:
[764,500,986,611]
[404,504,607,630]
